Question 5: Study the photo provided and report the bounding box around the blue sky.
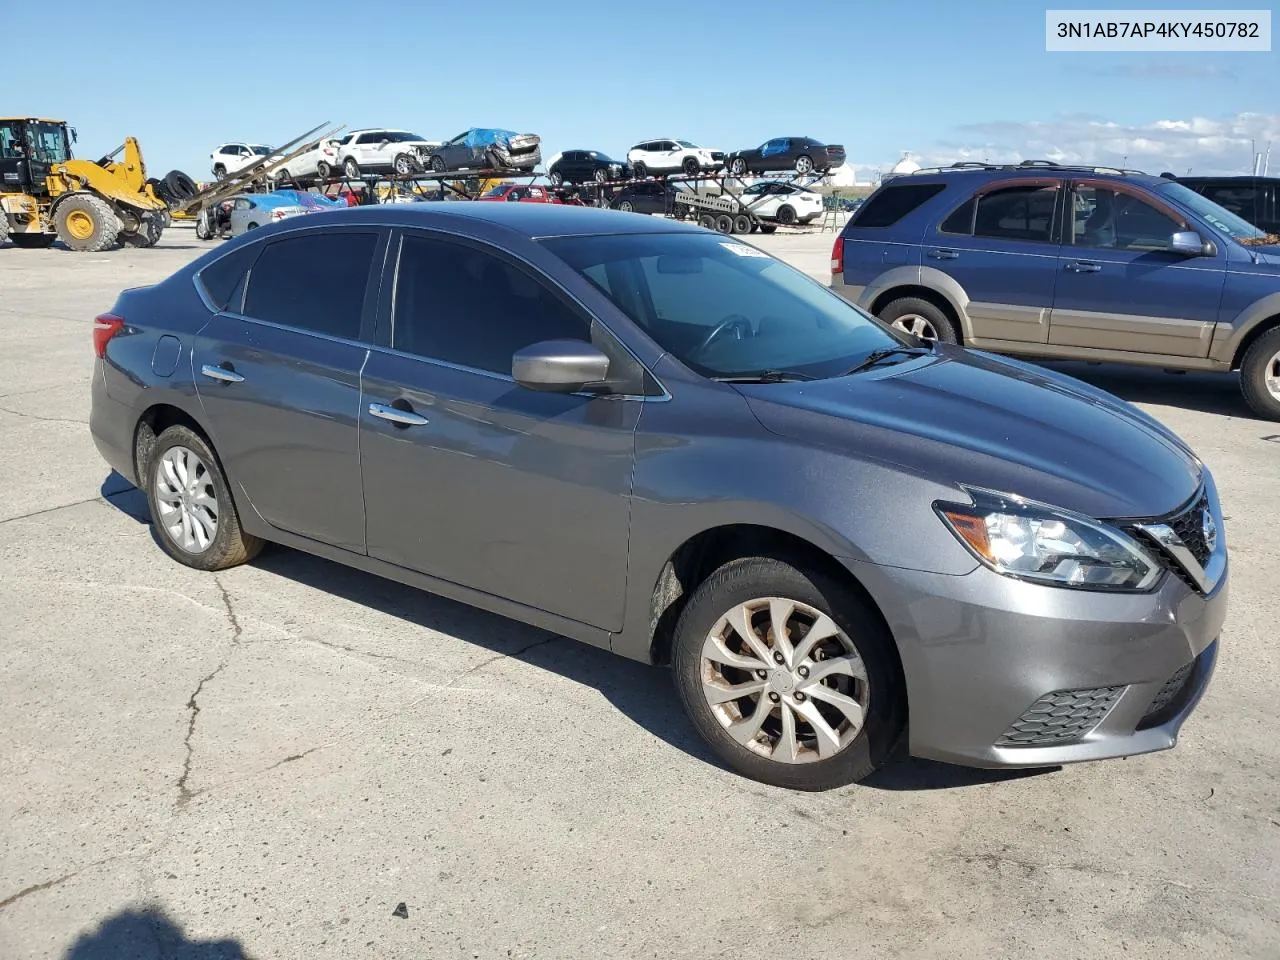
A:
[10,0,1277,178]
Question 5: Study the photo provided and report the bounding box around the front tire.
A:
[682,156,701,176]
[593,167,609,183]
[430,155,447,173]
[145,425,264,571]
[877,296,958,344]
[54,195,121,252]
[617,200,634,212]
[632,161,647,178]
[671,557,902,791]
[729,158,747,177]
[776,204,797,226]
[1239,326,1280,420]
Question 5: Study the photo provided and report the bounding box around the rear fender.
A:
[860,266,972,336]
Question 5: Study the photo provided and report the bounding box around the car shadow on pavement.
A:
[248,546,723,769]
[1037,361,1255,420]
[98,475,1061,791]
[64,906,244,959]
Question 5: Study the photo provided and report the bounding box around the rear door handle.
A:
[200,363,244,383]
[1065,261,1102,273]
[368,402,429,427]
[927,248,959,260]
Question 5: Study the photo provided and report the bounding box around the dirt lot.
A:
[1,224,1277,959]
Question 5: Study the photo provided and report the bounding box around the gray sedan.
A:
[89,204,1226,790]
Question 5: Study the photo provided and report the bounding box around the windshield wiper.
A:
[841,346,932,376]
[713,369,815,384]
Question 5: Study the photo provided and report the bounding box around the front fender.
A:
[1209,290,1280,366]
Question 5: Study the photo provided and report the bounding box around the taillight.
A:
[93,313,124,358]
[830,236,844,275]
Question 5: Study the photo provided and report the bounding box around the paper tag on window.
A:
[720,242,770,258]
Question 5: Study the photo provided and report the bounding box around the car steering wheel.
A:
[695,315,754,355]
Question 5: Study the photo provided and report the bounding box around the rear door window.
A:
[973,184,1059,243]
[852,183,946,227]
[242,231,379,340]
[197,243,260,312]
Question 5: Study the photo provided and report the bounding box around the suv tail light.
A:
[93,313,124,358]
[830,236,844,275]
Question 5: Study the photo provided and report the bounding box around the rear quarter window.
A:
[851,183,946,228]
[196,244,260,312]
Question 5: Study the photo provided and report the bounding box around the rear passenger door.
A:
[359,230,642,631]
[1049,181,1226,358]
[927,179,1064,344]
[192,228,387,553]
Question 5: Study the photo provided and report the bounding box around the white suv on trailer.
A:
[336,129,441,178]
[627,139,725,177]
[210,143,274,179]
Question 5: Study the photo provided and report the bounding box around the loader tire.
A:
[124,216,164,248]
[55,195,121,252]
[0,214,8,246]
[162,171,197,200]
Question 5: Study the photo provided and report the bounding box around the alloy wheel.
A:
[154,445,219,554]
[700,597,868,763]
[1266,349,1280,400]
[796,156,814,174]
[891,313,939,341]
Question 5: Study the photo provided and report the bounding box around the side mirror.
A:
[512,339,610,393]
[1169,230,1213,256]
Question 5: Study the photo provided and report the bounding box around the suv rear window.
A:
[852,183,945,227]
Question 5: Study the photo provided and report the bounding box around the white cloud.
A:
[879,111,1277,177]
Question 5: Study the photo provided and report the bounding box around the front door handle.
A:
[927,248,959,260]
[1065,261,1102,273]
[368,402,429,427]
[200,363,244,383]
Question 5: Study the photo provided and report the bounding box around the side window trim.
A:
[381,226,666,399]
[229,225,389,345]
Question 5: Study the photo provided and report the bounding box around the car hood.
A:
[737,344,1201,520]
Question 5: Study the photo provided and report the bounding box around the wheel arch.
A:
[644,523,900,679]
[133,403,213,483]
[1224,302,1280,371]
[868,280,968,343]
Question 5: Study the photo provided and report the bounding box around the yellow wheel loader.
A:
[1,117,194,252]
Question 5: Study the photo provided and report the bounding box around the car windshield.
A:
[481,185,509,197]
[383,132,425,143]
[676,140,697,148]
[1156,181,1269,242]
[589,152,618,162]
[542,232,901,379]
[250,146,272,155]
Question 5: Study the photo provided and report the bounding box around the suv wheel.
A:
[878,296,957,344]
[1239,326,1280,420]
[145,425,264,571]
[672,557,902,791]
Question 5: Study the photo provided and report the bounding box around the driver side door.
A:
[1049,181,1227,358]
[359,230,644,631]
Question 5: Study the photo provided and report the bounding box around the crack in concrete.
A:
[0,402,89,426]
[175,577,244,808]
[0,850,136,912]
[0,487,133,525]
[303,635,424,666]
[447,635,560,688]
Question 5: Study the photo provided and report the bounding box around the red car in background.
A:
[477,183,559,203]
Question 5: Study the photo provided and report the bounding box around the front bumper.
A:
[842,555,1227,768]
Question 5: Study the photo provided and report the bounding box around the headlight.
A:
[935,488,1161,591]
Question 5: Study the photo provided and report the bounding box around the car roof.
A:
[886,162,1165,187]
[1177,175,1280,185]
[280,202,703,239]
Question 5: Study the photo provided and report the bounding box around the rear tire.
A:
[671,556,903,791]
[795,155,815,175]
[633,162,647,178]
[776,205,797,226]
[1239,326,1280,420]
[344,158,361,179]
[144,425,264,571]
[758,224,778,234]
[213,164,227,179]
[729,158,747,177]
[54,194,121,252]
[549,171,564,186]
[617,200,634,212]
[877,296,958,344]
[315,160,332,180]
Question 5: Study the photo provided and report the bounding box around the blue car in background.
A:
[421,128,542,173]
[830,162,1280,418]
[226,190,343,238]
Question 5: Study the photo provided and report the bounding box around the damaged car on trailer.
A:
[420,128,542,174]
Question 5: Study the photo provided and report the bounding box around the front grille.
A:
[996,685,1126,747]
[1123,487,1214,592]
[1138,659,1197,728]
